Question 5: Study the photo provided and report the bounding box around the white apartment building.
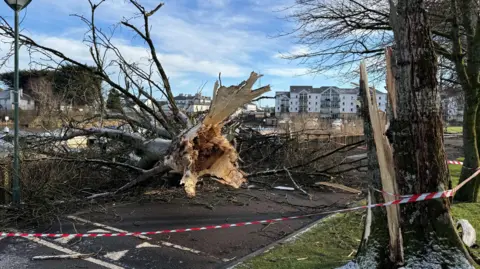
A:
[174,93,211,113]
[275,86,387,118]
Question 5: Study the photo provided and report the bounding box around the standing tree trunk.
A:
[388,0,473,267]
[452,0,480,202]
[353,0,475,267]
[457,93,480,202]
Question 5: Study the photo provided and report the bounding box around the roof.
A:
[291,86,342,94]
[276,86,388,97]
[275,91,290,98]
[174,93,211,101]
[290,86,313,93]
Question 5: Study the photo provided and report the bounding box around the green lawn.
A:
[446,126,463,133]
[238,163,479,269]
[237,212,363,269]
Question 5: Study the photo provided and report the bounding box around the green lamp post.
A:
[4,0,32,205]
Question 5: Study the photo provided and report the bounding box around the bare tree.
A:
[285,0,480,202]
[0,0,273,197]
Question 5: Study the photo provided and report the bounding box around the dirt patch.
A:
[444,136,464,160]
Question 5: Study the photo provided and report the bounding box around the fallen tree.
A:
[0,0,271,198]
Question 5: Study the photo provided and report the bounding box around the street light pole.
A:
[4,0,32,205]
[12,6,20,204]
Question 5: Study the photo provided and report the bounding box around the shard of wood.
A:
[164,72,271,197]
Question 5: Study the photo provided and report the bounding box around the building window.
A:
[299,93,308,113]
[342,108,344,112]
[351,103,353,106]
[343,96,345,99]
[316,96,318,99]
[315,102,317,105]
[309,102,311,105]
[379,96,381,100]
[379,102,381,106]
[342,102,345,105]
[351,108,353,112]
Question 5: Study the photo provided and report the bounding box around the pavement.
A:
[0,189,355,269]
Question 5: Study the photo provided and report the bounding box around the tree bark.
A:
[387,0,474,267]
[452,0,480,203]
[456,94,480,202]
[460,94,480,202]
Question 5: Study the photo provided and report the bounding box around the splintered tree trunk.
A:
[164,72,270,197]
[355,62,390,268]
[387,0,473,267]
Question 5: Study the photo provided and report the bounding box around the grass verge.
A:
[446,126,463,134]
[237,212,364,269]
[238,164,479,269]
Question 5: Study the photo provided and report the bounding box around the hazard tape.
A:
[1,166,479,239]
[378,160,468,198]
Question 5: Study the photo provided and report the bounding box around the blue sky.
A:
[0,0,357,107]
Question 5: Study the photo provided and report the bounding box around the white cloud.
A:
[197,0,230,8]
[263,67,310,77]
[0,0,348,100]
[274,44,311,59]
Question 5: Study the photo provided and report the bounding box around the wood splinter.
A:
[164,72,271,197]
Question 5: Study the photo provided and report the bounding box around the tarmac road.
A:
[0,189,354,269]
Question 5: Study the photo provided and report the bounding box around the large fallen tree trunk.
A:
[164,73,270,197]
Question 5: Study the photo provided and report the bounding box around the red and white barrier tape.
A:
[378,160,467,198]
[1,165,479,239]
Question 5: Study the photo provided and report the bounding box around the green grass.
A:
[239,165,480,269]
[238,212,364,269]
[446,126,463,133]
[449,163,462,189]
[451,203,480,264]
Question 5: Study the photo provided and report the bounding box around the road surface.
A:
[0,189,354,269]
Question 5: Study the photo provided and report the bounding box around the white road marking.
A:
[67,215,151,240]
[136,242,161,248]
[68,215,216,259]
[103,250,129,261]
[67,216,218,259]
[157,240,201,254]
[87,229,111,233]
[25,236,124,269]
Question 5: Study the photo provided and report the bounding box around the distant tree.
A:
[0,64,102,107]
[106,89,122,111]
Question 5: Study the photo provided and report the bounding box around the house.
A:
[0,88,35,111]
[243,103,258,112]
[174,93,211,113]
[275,86,387,118]
[128,98,168,113]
